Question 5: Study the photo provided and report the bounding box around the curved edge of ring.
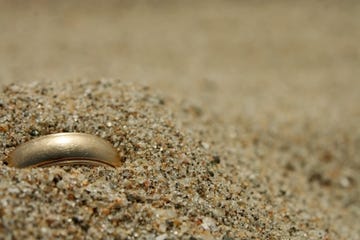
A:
[4,133,122,168]
[35,158,118,168]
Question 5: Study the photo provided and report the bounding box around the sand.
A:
[0,1,359,239]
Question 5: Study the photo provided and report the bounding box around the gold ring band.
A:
[5,133,121,168]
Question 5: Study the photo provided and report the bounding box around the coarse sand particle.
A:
[0,79,359,239]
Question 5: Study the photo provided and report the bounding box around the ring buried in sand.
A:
[6,133,121,168]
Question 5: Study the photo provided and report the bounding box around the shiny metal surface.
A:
[6,133,121,168]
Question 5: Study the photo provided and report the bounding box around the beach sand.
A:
[0,1,359,239]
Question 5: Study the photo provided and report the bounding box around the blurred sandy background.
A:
[0,0,359,238]
[1,0,359,124]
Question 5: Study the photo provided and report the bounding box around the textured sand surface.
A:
[0,1,359,239]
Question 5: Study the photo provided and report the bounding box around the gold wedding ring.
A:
[5,133,121,168]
